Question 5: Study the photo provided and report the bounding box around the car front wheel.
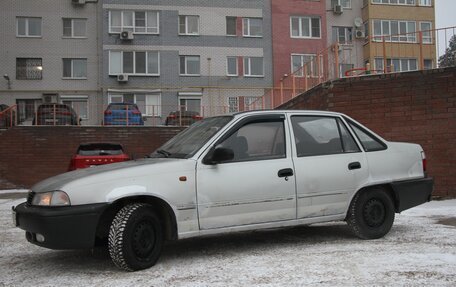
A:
[108,203,163,271]
[346,188,395,240]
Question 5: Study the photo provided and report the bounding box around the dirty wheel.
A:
[347,188,395,239]
[108,203,163,271]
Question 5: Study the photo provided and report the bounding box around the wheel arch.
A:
[346,183,399,220]
[95,195,178,245]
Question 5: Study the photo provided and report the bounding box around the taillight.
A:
[168,115,176,119]
[104,110,112,115]
[192,115,203,120]
[421,151,427,173]
[132,110,142,115]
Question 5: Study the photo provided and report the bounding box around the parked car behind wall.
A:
[69,143,130,171]
[103,103,144,126]
[33,104,79,126]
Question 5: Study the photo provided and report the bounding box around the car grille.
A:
[26,191,35,205]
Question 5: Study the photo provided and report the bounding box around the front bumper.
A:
[391,177,434,212]
[13,202,108,250]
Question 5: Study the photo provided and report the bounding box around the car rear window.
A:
[77,144,124,156]
[345,119,387,152]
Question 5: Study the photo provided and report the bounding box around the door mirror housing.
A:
[203,147,234,165]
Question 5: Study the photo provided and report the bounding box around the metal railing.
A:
[244,26,456,110]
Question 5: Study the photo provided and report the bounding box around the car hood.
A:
[32,158,186,193]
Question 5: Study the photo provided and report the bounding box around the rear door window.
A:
[291,116,360,157]
[346,119,387,152]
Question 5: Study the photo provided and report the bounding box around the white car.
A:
[13,110,433,271]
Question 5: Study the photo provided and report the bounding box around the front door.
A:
[197,115,297,230]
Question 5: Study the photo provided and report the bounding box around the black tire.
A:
[108,203,163,271]
[346,188,395,239]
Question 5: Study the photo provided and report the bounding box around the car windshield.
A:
[151,116,233,159]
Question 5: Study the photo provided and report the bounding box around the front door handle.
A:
[348,162,361,170]
[278,168,294,178]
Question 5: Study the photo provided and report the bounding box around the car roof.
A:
[231,109,345,118]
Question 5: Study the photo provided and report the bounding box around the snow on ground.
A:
[1,195,455,287]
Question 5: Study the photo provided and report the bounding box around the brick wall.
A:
[279,67,456,197]
[0,126,184,189]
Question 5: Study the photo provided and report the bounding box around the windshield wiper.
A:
[155,149,172,158]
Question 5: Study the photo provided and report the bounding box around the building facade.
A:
[0,0,437,125]
[0,0,101,125]
[326,0,365,77]
[271,0,327,85]
[363,0,436,72]
[102,0,273,124]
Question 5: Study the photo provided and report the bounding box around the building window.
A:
[109,51,160,76]
[332,0,352,9]
[61,96,88,120]
[290,16,321,38]
[375,58,418,72]
[291,54,317,77]
[179,15,199,35]
[372,0,416,5]
[228,97,239,113]
[109,11,159,34]
[423,59,433,69]
[226,17,237,36]
[109,93,161,116]
[419,22,432,44]
[227,57,238,76]
[63,59,87,79]
[419,0,432,6]
[243,18,262,37]
[63,18,86,38]
[16,17,41,37]
[244,57,264,77]
[373,20,416,42]
[16,58,42,80]
[340,63,355,77]
[332,27,353,44]
[179,56,200,76]
[228,96,262,113]
[179,97,201,113]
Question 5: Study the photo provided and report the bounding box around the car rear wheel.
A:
[346,188,395,239]
[108,203,163,271]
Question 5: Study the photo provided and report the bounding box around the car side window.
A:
[346,120,386,152]
[337,119,361,153]
[291,116,360,157]
[217,120,286,162]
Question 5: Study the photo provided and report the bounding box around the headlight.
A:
[31,191,71,206]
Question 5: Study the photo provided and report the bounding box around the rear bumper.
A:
[13,202,108,250]
[391,177,434,212]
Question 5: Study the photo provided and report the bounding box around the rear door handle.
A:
[278,168,294,178]
[348,162,361,170]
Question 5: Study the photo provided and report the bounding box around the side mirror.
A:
[203,147,234,165]
[142,117,148,121]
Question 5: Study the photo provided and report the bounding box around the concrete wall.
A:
[279,66,456,197]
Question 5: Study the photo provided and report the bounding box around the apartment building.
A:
[326,0,365,77]
[102,0,273,124]
[362,0,436,72]
[0,0,101,125]
[271,0,327,84]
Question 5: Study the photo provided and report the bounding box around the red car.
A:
[69,143,130,171]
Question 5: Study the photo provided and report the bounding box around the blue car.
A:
[103,103,144,126]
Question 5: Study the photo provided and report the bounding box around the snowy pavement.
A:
[1,193,455,287]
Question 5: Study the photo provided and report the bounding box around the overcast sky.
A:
[435,0,455,56]
[435,0,456,28]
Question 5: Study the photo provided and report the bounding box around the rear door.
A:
[290,114,369,218]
